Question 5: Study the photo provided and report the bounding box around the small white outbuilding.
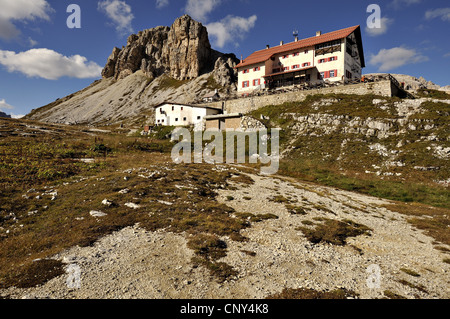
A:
[154,102,222,127]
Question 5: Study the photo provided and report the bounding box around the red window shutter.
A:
[335,69,338,77]
[325,71,330,78]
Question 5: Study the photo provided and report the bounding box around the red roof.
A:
[236,25,363,69]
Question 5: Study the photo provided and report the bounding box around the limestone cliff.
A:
[102,14,235,82]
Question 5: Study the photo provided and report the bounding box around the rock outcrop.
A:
[102,15,237,82]
[0,111,11,119]
[366,73,447,92]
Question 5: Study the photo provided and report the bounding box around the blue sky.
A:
[0,0,449,118]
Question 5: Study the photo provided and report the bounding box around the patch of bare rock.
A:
[1,171,448,299]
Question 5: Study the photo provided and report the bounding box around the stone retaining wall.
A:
[202,80,395,114]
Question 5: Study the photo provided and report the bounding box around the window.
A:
[253,79,260,86]
[162,119,164,123]
[292,64,300,69]
[243,69,249,74]
[175,118,179,122]
[253,66,260,72]
[293,52,300,57]
[328,56,337,62]
[283,66,290,71]
[172,106,175,111]
[302,62,310,67]
[272,68,281,73]
[282,55,289,59]
[242,81,250,88]
[197,116,201,120]
[330,70,337,77]
[319,58,326,64]
[183,117,187,121]
[346,70,352,79]
[304,50,309,54]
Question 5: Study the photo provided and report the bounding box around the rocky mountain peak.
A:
[0,111,11,119]
[102,15,237,82]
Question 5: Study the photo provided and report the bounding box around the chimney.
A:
[316,31,322,37]
[266,44,270,49]
[280,40,284,46]
[295,36,299,42]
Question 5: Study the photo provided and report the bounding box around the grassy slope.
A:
[250,93,449,209]
[0,119,258,288]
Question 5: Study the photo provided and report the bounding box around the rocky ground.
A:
[1,167,448,299]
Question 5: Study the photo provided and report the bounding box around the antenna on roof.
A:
[293,29,299,42]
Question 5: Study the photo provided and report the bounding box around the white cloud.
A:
[0,99,14,110]
[185,0,221,22]
[206,15,257,48]
[390,0,421,9]
[365,17,394,36]
[0,0,52,21]
[0,48,103,80]
[156,0,169,9]
[98,0,134,36]
[369,47,428,71]
[444,52,450,58]
[28,37,38,47]
[0,99,23,118]
[0,0,52,40]
[0,18,20,40]
[425,8,450,22]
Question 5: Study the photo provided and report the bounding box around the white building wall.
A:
[155,103,220,127]
[237,62,266,93]
[313,41,346,82]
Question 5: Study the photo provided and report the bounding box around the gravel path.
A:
[2,172,449,299]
